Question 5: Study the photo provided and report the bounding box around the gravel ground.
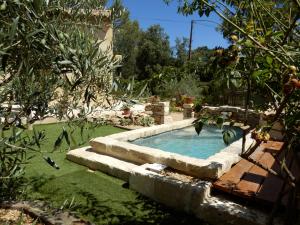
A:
[0,209,44,225]
[161,168,199,183]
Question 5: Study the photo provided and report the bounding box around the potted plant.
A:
[184,96,195,104]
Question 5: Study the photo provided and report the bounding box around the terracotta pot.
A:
[184,97,194,104]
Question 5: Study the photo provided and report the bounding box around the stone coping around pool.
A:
[90,119,253,179]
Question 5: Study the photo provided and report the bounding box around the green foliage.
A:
[136,116,155,127]
[155,71,204,99]
[0,0,121,201]
[193,114,237,145]
[222,129,237,145]
[114,20,141,78]
[193,98,203,113]
[119,118,132,126]
[0,0,117,119]
[194,120,204,135]
[174,37,189,66]
[136,25,172,82]
[0,127,44,201]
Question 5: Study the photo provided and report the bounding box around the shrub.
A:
[156,74,204,99]
[136,116,154,127]
[0,128,44,201]
[119,118,132,126]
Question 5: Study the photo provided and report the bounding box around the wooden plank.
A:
[250,148,265,161]
[232,148,277,199]
[214,141,285,202]
[261,141,284,155]
[257,151,276,168]
[213,159,253,193]
[255,148,286,204]
[256,174,285,204]
[233,164,267,198]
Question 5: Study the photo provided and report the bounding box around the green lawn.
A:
[24,123,204,225]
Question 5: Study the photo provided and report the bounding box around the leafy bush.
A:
[0,128,44,201]
[119,118,132,126]
[0,0,118,201]
[136,116,154,127]
[155,73,204,99]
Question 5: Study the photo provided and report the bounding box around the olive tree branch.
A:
[201,0,289,68]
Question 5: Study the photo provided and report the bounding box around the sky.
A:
[108,0,229,49]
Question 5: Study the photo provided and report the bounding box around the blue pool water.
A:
[132,126,243,159]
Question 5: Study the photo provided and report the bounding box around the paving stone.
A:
[67,147,138,181]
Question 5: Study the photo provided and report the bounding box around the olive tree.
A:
[0,0,119,200]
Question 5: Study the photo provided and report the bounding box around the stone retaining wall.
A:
[199,106,260,127]
[130,165,211,213]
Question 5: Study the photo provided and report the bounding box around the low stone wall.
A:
[130,165,211,213]
[90,119,252,179]
[199,106,261,127]
[194,196,283,225]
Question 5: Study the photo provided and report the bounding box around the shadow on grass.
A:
[73,190,208,225]
[29,175,56,192]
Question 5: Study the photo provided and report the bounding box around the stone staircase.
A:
[67,147,139,182]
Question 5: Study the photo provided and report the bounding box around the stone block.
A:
[145,104,153,111]
[130,167,156,197]
[154,115,173,124]
[208,152,240,175]
[147,96,160,103]
[67,147,137,182]
[129,166,212,213]
[144,111,153,115]
[194,196,281,225]
[163,116,173,124]
[158,102,170,107]
[153,110,169,116]
[183,103,194,109]
[183,108,194,119]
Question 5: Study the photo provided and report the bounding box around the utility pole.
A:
[188,20,194,60]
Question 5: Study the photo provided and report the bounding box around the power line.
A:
[132,17,189,24]
[188,19,221,60]
[193,19,220,26]
[132,17,220,26]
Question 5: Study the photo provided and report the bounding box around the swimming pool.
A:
[132,126,243,159]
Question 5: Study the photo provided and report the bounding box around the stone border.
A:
[90,119,253,179]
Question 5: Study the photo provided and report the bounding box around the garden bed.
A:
[0,208,44,225]
[160,168,199,183]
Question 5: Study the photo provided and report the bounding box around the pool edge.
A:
[90,119,252,179]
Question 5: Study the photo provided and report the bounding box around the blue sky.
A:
[108,0,229,49]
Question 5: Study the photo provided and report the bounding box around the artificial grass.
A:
[24,123,204,225]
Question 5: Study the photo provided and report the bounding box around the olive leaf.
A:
[194,120,204,135]
[216,117,224,128]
